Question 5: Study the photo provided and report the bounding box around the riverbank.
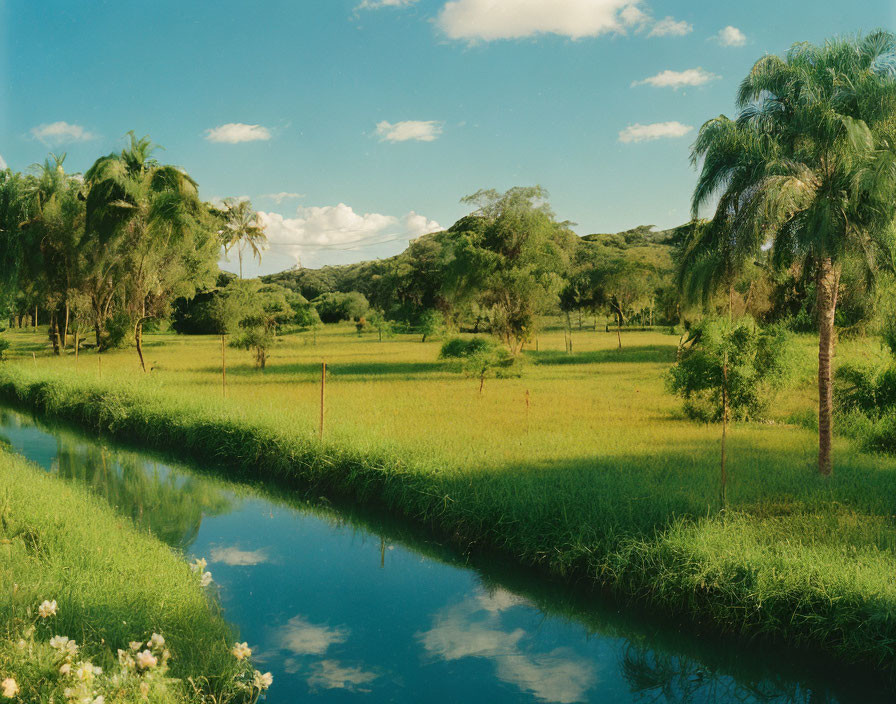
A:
[1,328,896,677]
[0,446,252,702]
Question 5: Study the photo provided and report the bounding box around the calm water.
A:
[0,407,889,703]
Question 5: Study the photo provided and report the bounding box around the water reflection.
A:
[421,588,598,703]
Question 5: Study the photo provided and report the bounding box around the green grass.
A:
[2,323,896,674]
[0,448,247,702]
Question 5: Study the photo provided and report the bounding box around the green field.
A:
[2,323,896,672]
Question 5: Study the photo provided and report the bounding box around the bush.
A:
[0,337,8,360]
[439,336,497,359]
[104,311,133,349]
[668,318,797,422]
[313,291,369,324]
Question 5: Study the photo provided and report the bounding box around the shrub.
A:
[0,337,8,360]
[439,336,497,359]
[312,291,369,324]
[668,318,797,422]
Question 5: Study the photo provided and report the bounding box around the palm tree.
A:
[689,32,896,476]
[85,132,204,369]
[220,198,266,279]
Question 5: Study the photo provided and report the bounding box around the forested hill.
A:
[261,222,686,307]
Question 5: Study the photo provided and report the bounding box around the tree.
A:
[449,187,573,354]
[439,336,516,393]
[220,198,267,279]
[228,282,293,369]
[689,32,896,475]
[84,132,219,368]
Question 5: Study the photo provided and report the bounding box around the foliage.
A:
[668,318,797,422]
[312,291,370,324]
[227,282,294,368]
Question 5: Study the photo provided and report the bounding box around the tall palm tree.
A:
[85,132,203,368]
[688,32,896,476]
[220,198,266,279]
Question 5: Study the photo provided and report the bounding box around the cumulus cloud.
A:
[648,16,692,37]
[375,120,443,143]
[307,660,378,691]
[357,0,417,7]
[30,121,97,145]
[632,67,719,89]
[209,546,270,566]
[259,192,304,204]
[618,121,693,143]
[205,123,271,143]
[257,203,440,268]
[714,25,746,47]
[420,591,597,703]
[276,616,349,656]
[437,0,649,41]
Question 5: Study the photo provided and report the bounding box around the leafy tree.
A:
[449,187,573,354]
[439,336,516,393]
[312,291,369,323]
[689,32,896,475]
[228,282,293,369]
[418,308,441,342]
[84,133,219,367]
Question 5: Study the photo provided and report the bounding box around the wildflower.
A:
[75,662,97,681]
[232,642,251,660]
[161,649,171,665]
[129,641,143,651]
[38,600,58,618]
[59,663,71,676]
[117,649,135,669]
[148,633,165,649]
[1,678,18,698]
[139,681,150,697]
[93,697,105,704]
[200,571,213,587]
[15,640,25,650]
[49,635,78,657]
[253,670,273,690]
[135,650,157,671]
[190,558,207,573]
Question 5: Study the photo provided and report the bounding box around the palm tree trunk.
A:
[817,257,840,477]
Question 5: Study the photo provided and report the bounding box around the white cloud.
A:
[375,120,443,143]
[259,191,304,204]
[205,123,271,143]
[357,0,417,7]
[648,16,692,37]
[276,616,348,656]
[0,154,6,170]
[714,25,746,47]
[437,0,647,41]
[30,121,97,145]
[618,121,693,143]
[420,591,597,703]
[209,546,270,566]
[632,67,719,89]
[307,660,378,691]
[257,203,440,268]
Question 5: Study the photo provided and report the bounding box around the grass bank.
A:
[2,326,896,677]
[0,448,254,702]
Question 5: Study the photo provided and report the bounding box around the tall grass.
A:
[0,449,245,701]
[2,325,896,672]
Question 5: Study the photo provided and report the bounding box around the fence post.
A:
[319,361,327,441]
[221,334,227,397]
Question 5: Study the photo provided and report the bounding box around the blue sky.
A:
[2,0,894,275]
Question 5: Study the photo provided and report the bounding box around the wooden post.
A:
[221,334,227,397]
[74,331,79,362]
[98,354,102,378]
[319,361,327,441]
[525,389,530,434]
[721,349,729,509]
[32,352,36,366]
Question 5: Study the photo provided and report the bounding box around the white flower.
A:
[74,662,96,681]
[200,571,213,587]
[1,678,18,698]
[38,599,58,618]
[59,662,71,676]
[49,635,78,656]
[135,649,157,670]
[129,641,142,651]
[253,670,273,690]
[232,642,251,660]
[93,697,105,704]
[190,558,207,573]
[15,640,25,650]
[117,649,135,669]
[148,633,165,649]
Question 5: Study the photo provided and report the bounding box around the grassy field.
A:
[0,448,257,702]
[2,323,896,673]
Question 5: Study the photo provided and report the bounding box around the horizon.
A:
[3,0,895,276]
